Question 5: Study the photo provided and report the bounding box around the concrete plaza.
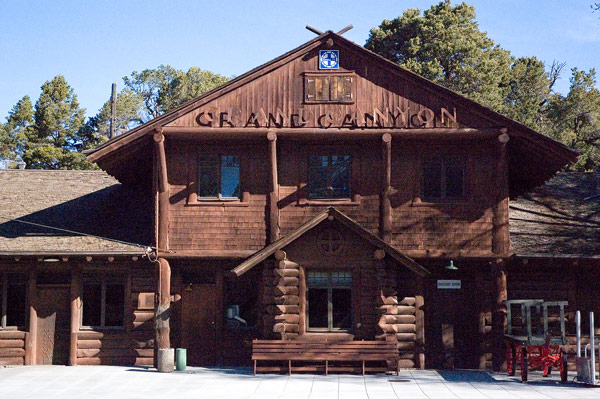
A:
[0,365,598,399]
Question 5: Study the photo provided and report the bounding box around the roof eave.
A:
[86,33,329,164]
[231,207,430,277]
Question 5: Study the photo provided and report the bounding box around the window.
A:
[308,155,351,200]
[0,275,27,329]
[82,280,125,328]
[305,73,354,103]
[307,271,352,331]
[198,155,241,200]
[421,156,465,200]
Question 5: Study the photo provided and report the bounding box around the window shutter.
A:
[305,77,315,101]
[343,77,353,101]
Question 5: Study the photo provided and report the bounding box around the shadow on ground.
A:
[437,369,496,382]
[439,369,588,388]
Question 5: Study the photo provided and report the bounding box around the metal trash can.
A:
[176,348,187,371]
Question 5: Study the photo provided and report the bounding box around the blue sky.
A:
[0,0,599,119]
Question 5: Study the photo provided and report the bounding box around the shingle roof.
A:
[509,172,600,257]
[0,170,152,254]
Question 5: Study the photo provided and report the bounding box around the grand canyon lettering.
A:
[195,106,457,129]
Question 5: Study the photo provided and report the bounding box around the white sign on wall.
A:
[437,280,461,289]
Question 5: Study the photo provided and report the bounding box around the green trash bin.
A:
[176,348,187,371]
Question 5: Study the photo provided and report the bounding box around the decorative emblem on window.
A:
[317,229,344,255]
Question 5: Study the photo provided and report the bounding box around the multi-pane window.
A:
[198,155,241,199]
[82,281,125,328]
[307,271,352,331]
[0,275,26,329]
[305,74,353,103]
[421,157,465,200]
[308,155,351,200]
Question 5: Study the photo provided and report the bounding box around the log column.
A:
[69,267,81,366]
[380,134,392,243]
[491,258,507,371]
[153,130,173,371]
[154,130,169,252]
[491,132,509,371]
[24,269,37,365]
[155,258,172,371]
[268,131,280,243]
[492,132,510,255]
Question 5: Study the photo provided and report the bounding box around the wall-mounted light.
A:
[43,258,60,262]
[445,260,458,271]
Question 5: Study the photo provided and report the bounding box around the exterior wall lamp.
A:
[445,260,458,270]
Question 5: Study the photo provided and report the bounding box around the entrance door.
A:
[181,284,218,366]
[426,278,480,369]
[36,286,70,365]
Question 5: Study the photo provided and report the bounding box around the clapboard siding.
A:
[165,40,478,130]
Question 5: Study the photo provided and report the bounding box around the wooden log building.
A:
[0,30,593,371]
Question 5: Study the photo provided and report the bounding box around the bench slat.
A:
[252,339,399,375]
[253,355,398,361]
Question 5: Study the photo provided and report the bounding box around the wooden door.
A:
[181,284,218,366]
[426,279,479,369]
[36,286,70,365]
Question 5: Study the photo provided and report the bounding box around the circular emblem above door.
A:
[317,229,344,255]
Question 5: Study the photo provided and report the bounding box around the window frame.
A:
[307,154,352,201]
[420,155,466,202]
[196,153,242,202]
[81,277,126,330]
[0,274,27,330]
[303,71,355,104]
[306,270,352,332]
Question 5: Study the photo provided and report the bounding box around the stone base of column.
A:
[157,348,174,373]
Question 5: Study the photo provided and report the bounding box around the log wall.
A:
[258,220,424,367]
[506,258,600,371]
[76,262,154,366]
[0,331,26,366]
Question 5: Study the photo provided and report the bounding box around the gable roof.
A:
[87,31,577,195]
[231,207,430,277]
[86,33,326,163]
[0,170,152,255]
[509,172,600,257]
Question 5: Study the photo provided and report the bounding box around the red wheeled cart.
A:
[504,300,569,382]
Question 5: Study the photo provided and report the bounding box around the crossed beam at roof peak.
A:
[306,25,353,36]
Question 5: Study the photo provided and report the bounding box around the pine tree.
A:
[23,75,96,169]
[0,95,34,161]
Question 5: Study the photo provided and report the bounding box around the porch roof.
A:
[509,172,600,257]
[0,170,151,255]
[231,207,430,277]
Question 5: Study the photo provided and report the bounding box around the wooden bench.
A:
[252,339,399,375]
